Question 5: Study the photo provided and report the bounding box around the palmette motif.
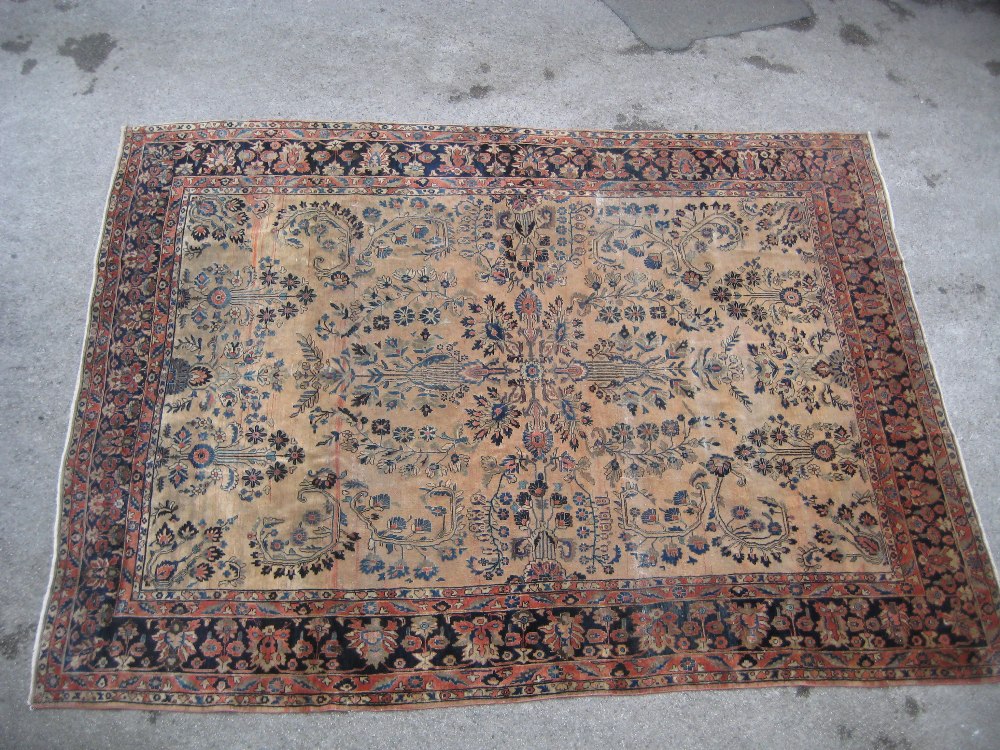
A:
[33,124,1000,710]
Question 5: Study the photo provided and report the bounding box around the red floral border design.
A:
[31,123,1000,710]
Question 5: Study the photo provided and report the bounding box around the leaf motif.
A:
[723,327,741,353]
[730,385,753,412]
[291,389,319,417]
[297,334,323,363]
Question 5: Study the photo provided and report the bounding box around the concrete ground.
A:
[1,0,998,747]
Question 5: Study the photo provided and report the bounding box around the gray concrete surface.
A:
[1,0,999,748]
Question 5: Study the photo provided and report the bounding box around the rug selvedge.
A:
[31,123,1000,709]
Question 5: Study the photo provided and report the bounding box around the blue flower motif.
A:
[385,562,409,579]
[413,563,439,581]
[393,306,415,326]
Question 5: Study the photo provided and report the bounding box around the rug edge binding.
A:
[864,131,1000,605]
[121,119,872,141]
[28,125,133,709]
[25,671,1000,713]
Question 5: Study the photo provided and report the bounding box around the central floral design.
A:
[458,286,589,457]
[147,191,883,590]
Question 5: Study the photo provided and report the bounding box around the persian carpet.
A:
[32,122,1000,710]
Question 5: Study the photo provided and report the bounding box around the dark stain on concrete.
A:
[924,173,941,188]
[448,84,493,103]
[82,77,97,95]
[479,62,491,73]
[615,111,664,130]
[875,129,891,139]
[915,94,939,108]
[886,69,905,84]
[795,686,811,698]
[57,32,117,73]
[620,40,658,56]
[146,711,158,725]
[876,0,916,21]
[986,60,1000,76]
[744,55,797,74]
[872,735,913,750]
[904,696,923,718]
[940,280,987,296]
[840,22,876,47]
[543,67,555,80]
[21,58,36,75]
[55,0,79,10]
[0,624,35,660]
[837,725,855,742]
[1,37,32,54]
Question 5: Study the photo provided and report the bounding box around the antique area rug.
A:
[32,122,1000,710]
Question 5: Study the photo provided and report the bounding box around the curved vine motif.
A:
[590,201,744,280]
[739,198,816,256]
[616,453,796,569]
[250,471,465,584]
[249,468,361,579]
[351,481,467,582]
[182,195,269,258]
[273,198,454,285]
[797,490,888,570]
[144,507,244,589]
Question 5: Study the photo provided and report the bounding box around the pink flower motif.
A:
[346,619,399,667]
[272,144,310,174]
[440,144,475,175]
[726,603,771,649]
[151,619,200,665]
[540,611,585,657]
[451,616,504,664]
[246,624,292,671]
[359,143,391,175]
[630,608,680,653]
